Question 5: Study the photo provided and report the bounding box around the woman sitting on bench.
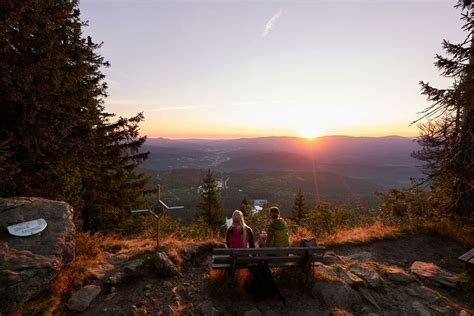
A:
[226,210,255,248]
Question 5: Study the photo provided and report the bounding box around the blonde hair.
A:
[231,210,248,247]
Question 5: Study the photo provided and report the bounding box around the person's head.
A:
[269,206,280,220]
[232,210,246,227]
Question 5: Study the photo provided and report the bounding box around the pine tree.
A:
[412,1,474,223]
[80,113,150,230]
[0,1,149,230]
[239,197,252,217]
[196,170,225,231]
[291,190,307,224]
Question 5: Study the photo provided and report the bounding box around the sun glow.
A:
[299,127,322,139]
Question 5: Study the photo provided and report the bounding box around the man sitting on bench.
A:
[265,206,289,248]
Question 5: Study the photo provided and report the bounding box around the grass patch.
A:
[457,271,473,292]
[458,271,472,284]
[102,243,123,254]
[414,220,474,247]
[9,296,61,316]
[318,221,401,246]
[8,232,103,316]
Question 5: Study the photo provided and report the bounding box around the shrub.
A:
[75,232,102,259]
[303,201,356,238]
[116,214,155,237]
[376,185,437,227]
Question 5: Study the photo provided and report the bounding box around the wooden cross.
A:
[131,185,184,248]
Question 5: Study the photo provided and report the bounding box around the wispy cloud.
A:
[105,98,301,113]
[147,104,218,112]
[261,9,283,38]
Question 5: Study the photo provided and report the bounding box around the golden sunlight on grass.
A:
[417,220,474,247]
[10,232,104,315]
[101,235,156,257]
[318,222,401,246]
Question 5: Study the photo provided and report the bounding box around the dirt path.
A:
[331,233,467,273]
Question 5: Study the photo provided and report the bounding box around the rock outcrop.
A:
[66,285,101,312]
[0,197,75,309]
[384,266,413,285]
[154,251,179,277]
[410,261,459,289]
[349,264,383,288]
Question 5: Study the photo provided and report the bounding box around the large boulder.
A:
[0,197,75,309]
[410,261,459,289]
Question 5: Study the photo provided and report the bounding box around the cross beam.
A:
[131,185,184,248]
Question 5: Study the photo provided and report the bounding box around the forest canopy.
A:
[0,0,149,230]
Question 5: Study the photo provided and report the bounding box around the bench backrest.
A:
[458,248,474,264]
[212,246,326,269]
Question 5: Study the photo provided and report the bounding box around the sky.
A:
[79,0,464,139]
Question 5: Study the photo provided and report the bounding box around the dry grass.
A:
[289,225,316,245]
[101,234,156,257]
[317,222,401,246]
[9,232,104,315]
[415,220,474,247]
[301,218,474,248]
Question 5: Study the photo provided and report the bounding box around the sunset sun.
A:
[299,127,321,139]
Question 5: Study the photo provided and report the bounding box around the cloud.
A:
[261,9,283,38]
[105,98,301,113]
[147,104,218,112]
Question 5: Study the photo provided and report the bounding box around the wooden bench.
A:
[458,248,474,273]
[212,247,326,277]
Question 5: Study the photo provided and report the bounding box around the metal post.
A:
[156,185,161,248]
[157,214,161,249]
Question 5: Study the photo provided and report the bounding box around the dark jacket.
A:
[265,218,289,247]
[226,225,255,248]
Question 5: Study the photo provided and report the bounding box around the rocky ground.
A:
[56,233,473,316]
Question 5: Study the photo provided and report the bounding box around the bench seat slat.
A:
[211,261,324,269]
[213,247,325,255]
[212,254,323,264]
[214,255,303,264]
[458,248,474,262]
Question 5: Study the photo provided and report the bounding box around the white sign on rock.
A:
[7,218,47,237]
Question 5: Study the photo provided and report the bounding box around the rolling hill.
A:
[141,135,422,189]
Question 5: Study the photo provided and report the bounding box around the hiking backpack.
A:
[229,225,248,248]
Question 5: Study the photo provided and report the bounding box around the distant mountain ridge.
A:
[142,135,422,188]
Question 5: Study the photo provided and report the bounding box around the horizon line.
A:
[144,134,419,141]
